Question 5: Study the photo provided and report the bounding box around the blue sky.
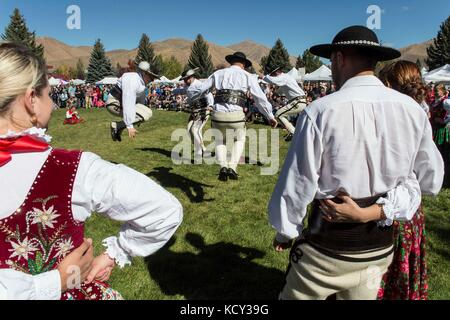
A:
[0,0,449,55]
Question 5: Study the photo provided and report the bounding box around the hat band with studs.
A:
[334,40,380,46]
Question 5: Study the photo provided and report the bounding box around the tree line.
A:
[2,8,449,83]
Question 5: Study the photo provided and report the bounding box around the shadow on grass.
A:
[139,147,173,159]
[145,233,285,299]
[138,147,204,164]
[426,221,450,259]
[139,148,264,166]
[443,173,450,189]
[146,167,214,203]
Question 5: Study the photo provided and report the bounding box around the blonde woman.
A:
[0,43,183,300]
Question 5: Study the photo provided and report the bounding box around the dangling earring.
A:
[30,113,38,127]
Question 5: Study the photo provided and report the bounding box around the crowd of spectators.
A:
[50,83,114,109]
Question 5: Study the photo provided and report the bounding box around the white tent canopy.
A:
[48,77,68,86]
[421,67,428,76]
[287,67,305,82]
[303,65,332,81]
[154,76,174,84]
[170,76,182,83]
[423,64,450,83]
[48,77,60,86]
[96,77,118,85]
[71,79,85,85]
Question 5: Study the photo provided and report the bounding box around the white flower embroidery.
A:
[9,237,38,261]
[31,205,60,229]
[55,239,74,258]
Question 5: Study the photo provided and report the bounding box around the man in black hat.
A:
[107,61,159,142]
[196,52,277,181]
[269,25,444,300]
[179,68,214,162]
[262,67,307,141]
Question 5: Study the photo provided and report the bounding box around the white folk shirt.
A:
[269,75,444,240]
[263,73,306,101]
[187,79,214,106]
[0,128,183,300]
[116,72,147,129]
[198,65,275,120]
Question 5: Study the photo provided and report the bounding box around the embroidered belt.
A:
[189,97,209,112]
[214,89,247,108]
[108,85,122,105]
[287,95,306,105]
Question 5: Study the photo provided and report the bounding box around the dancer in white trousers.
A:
[106,61,158,141]
[196,52,277,181]
[179,68,214,162]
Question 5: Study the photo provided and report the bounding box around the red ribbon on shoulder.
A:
[0,135,49,167]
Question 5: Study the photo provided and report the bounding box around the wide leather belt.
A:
[287,95,306,105]
[190,97,209,111]
[304,195,393,254]
[214,89,247,108]
[109,85,123,105]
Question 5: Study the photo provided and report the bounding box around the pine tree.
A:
[296,54,305,69]
[2,8,44,60]
[302,49,323,74]
[86,39,114,83]
[55,65,76,80]
[259,56,268,73]
[246,65,256,74]
[187,34,214,78]
[426,15,450,70]
[416,59,423,70]
[154,55,164,76]
[115,63,123,77]
[134,33,162,75]
[263,39,292,75]
[161,56,183,79]
[75,59,85,79]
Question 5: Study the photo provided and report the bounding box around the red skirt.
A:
[378,206,428,300]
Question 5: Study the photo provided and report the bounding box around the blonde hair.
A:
[0,42,48,115]
[435,84,446,96]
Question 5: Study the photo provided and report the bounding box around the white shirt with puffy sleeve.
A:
[0,128,183,299]
[198,65,275,120]
[263,73,306,101]
[269,75,444,240]
[116,72,147,129]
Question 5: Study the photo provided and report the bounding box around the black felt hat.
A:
[310,25,401,61]
[225,52,252,68]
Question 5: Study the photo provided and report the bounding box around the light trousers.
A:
[280,242,394,300]
[211,111,246,172]
[275,98,307,135]
[106,95,153,123]
[187,115,210,157]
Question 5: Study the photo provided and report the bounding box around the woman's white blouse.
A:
[0,129,183,299]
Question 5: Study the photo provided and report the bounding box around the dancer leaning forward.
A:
[268,26,444,300]
[107,61,158,142]
[261,67,307,141]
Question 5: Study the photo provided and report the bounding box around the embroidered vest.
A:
[0,149,117,300]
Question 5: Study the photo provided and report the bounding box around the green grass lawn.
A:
[48,108,449,300]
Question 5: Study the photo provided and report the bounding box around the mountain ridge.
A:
[37,37,432,72]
